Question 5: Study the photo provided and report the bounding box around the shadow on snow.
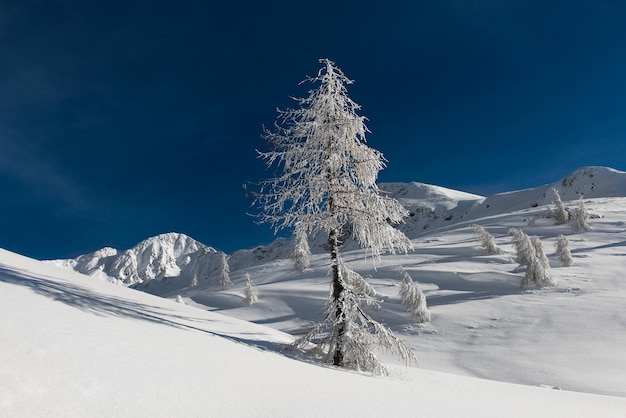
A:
[0,265,286,354]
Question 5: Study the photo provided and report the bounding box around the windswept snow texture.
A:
[40,166,626,402]
[2,249,626,417]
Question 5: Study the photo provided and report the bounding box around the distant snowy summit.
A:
[51,166,626,286]
[381,166,626,235]
[379,182,484,235]
[473,166,626,215]
[48,233,225,291]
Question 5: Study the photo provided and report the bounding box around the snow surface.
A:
[5,166,626,416]
[3,248,626,417]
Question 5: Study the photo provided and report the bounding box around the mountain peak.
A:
[50,232,220,286]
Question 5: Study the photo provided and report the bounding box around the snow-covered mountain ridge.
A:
[382,166,626,236]
[48,232,224,290]
[50,166,626,288]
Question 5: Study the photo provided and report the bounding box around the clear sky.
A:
[1,1,625,259]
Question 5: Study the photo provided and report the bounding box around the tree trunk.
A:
[329,227,345,366]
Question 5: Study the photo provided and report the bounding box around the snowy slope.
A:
[467,166,626,217]
[176,195,626,397]
[42,166,626,399]
[379,181,484,237]
[382,166,626,237]
[2,248,626,417]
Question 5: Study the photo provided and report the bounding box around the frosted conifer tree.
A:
[509,228,534,267]
[571,197,592,232]
[549,188,569,225]
[189,275,198,288]
[530,236,550,271]
[509,228,554,288]
[555,234,573,267]
[215,253,232,291]
[256,59,415,373]
[175,295,185,304]
[471,224,503,255]
[292,222,311,272]
[242,274,259,306]
[398,267,431,323]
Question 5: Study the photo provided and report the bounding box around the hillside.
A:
[2,248,626,417]
[43,166,626,399]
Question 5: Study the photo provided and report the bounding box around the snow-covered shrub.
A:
[242,274,259,306]
[549,188,569,225]
[398,267,431,323]
[571,198,592,232]
[189,275,198,287]
[555,234,573,267]
[471,224,503,255]
[291,222,311,272]
[215,253,232,291]
[175,295,185,304]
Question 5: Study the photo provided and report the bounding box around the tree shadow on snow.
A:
[0,265,287,354]
[570,240,626,254]
[400,269,523,307]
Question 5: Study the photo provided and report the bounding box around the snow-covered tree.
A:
[242,274,259,306]
[530,236,550,271]
[189,275,198,288]
[555,234,573,267]
[215,253,232,291]
[509,228,534,267]
[571,197,592,232]
[549,188,569,225]
[471,224,503,255]
[291,222,311,272]
[256,59,415,373]
[509,228,555,288]
[175,295,185,304]
[398,267,431,323]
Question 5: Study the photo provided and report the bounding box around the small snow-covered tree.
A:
[215,253,232,291]
[242,274,259,306]
[175,295,185,304]
[398,267,431,323]
[549,188,569,225]
[509,228,555,288]
[291,222,311,272]
[256,59,415,373]
[522,251,555,288]
[555,234,573,267]
[530,236,550,271]
[471,224,503,255]
[509,228,534,267]
[189,275,198,288]
[571,197,592,232]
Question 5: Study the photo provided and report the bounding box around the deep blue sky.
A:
[1,1,626,259]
